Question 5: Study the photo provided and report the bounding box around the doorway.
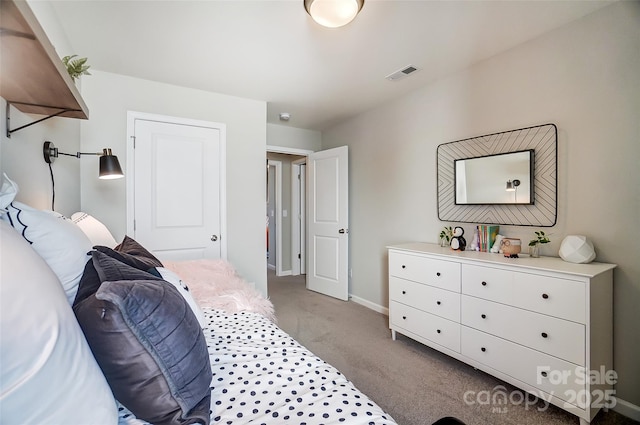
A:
[266,150,307,277]
[265,145,349,302]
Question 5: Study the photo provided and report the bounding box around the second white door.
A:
[306,146,349,301]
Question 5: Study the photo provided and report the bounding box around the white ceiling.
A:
[48,0,613,131]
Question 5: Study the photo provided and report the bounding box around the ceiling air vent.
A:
[385,65,420,81]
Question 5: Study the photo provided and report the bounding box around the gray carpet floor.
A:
[267,270,637,425]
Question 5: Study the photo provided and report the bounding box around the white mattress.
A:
[118,308,396,425]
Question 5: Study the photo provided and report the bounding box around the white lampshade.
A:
[304,0,364,28]
[559,235,596,264]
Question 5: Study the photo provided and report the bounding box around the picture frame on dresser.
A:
[387,242,616,425]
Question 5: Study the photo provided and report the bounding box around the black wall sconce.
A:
[506,179,520,202]
[43,141,124,180]
[505,179,520,192]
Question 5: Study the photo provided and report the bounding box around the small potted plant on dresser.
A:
[439,226,453,247]
[528,230,550,257]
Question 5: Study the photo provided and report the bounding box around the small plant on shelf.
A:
[529,230,550,247]
[62,55,91,81]
[439,226,453,247]
[528,230,550,257]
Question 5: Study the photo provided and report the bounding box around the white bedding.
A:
[119,309,396,425]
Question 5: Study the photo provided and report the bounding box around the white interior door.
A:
[307,146,348,300]
[128,113,226,261]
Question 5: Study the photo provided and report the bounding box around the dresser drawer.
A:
[461,264,585,323]
[461,327,586,408]
[390,276,460,322]
[461,295,585,365]
[390,301,460,352]
[389,251,461,292]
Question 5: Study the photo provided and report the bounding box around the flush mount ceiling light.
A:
[304,0,365,28]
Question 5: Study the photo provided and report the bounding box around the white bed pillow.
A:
[0,220,118,424]
[157,266,207,328]
[0,202,92,304]
[0,173,18,210]
[71,212,118,248]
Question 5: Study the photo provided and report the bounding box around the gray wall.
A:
[78,70,268,297]
[0,103,81,217]
[322,1,640,410]
[267,123,321,152]
[0,1,80,217]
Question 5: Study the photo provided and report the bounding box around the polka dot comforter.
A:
[118,309,397,425]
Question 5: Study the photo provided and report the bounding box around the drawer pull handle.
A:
[402,290,406,295]
[481,281,487,286]
[402,265,406,269]
[541,371,548,378]
[402,316,407,320]
[436,301,441,305]
[481,314,486,319]
[541,332,548,338]
[542,293,549,299]
[481,347,486,352]
[437,329,441,334]
[436,272,441,277]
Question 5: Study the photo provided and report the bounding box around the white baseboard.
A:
[613,397,640,421]
[349,294,389,316]
[278,270,292,276]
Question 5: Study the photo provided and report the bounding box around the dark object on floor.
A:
[432,417,466,425]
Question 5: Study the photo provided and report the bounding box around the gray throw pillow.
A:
[74,252,211,425]
[114,235,163,268]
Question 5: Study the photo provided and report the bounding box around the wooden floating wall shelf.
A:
[1,0,89,136]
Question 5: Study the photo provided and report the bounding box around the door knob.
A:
[338,228,348,234]
[211,235,218,242]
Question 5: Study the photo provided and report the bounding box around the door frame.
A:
[266,145,313,276]
[267,160,283,275]
[126,111,228,258]
[291,159,306,276]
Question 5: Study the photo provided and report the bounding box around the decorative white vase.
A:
[559,235,596,264]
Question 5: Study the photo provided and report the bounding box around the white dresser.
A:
[388,242,616,425]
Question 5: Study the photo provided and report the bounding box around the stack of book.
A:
[476,225,499,252]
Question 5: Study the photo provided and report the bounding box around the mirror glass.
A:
[454,150,534,205]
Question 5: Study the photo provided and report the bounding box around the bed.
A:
[0,174,396,425]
